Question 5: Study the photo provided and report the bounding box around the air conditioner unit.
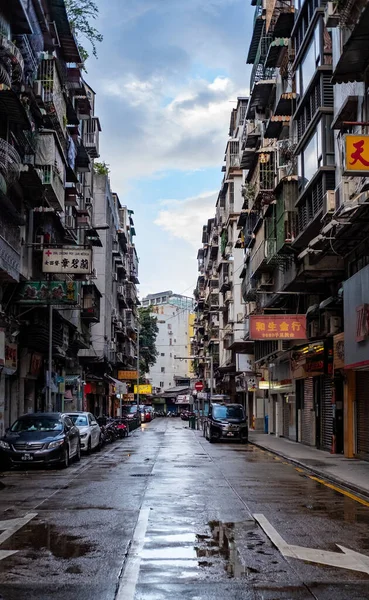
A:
[113,273,118,282]
[334,178,358,209]
[118,285,124,295]
[110,341,116,351]
[324,1,339,26]
[308,320,319,339]
[237,312,244,323]
[35,234,44,247]
[329,316,341,335]
[64,215,75,229]
[116,352,123,362]
[33,80,45,101]
[322,190,335,220]
[245,302,257,316]
[259,273,274,287]
[225,290,233,302]
[278,166,288,181]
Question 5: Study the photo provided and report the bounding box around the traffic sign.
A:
[194,381,204,392]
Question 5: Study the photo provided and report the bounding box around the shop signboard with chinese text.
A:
[344,135,369,175]
[249,315,306,340]
[118,370,138,380]
[42,247,92,274]
[333,333,345,370]
[17,281,78,305]
[134,384,152,394]
[5,342,17,372]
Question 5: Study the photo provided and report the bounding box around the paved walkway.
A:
[249,431,369,499]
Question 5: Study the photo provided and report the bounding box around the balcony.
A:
[36,58,67,138]
[0,138,21,192]
[39,165,65,212]
[247,152,276,209]
[0,34,24,82]
[0,213,21,282]
[247,0,265,64]
[250,239,276,277]
[81,283,101,323]
[331,1,369,84]
[219,264,230,292]
[35,131,65,211]
[83,117,101,159]
[207,293,219,311]
[276,210,297,252]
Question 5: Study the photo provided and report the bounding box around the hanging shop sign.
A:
[42,247,92,274]
[344,134,369,175]
[249,315,306,340]
[123,393,135,402]
[236,353,255,373]
[333,333,345,370]
[5,342,17,372]
[134,384,152,394]
[17,281,78,304]
[118,370,138,380]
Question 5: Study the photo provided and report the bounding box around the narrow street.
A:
[0,419,369,600]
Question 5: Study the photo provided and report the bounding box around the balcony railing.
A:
[0,34,24,82]
[83,117,100,158]
[39,165,65,212]
[248,155,276,208]
[36,58,67,137]
[276,211,297,252]
[0,138,21,189]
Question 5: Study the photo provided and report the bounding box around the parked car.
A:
[204,403,248,444]
[65,412,101,453]
[0,413,80,469]
[145,407,155,421]
[122,405,141,430]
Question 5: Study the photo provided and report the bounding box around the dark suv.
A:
[204,403,248,443]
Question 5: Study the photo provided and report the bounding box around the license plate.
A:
[227,432,234,437]
[21,453,33,461]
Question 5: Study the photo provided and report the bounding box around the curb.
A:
[249,439,369,504]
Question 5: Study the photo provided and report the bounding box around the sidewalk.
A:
[249,431,369,499]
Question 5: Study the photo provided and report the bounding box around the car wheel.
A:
[75,442,81,462]
[87,438,92,454]
[60,448,69,469]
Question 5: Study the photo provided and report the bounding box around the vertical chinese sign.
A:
[344,135,369,175]
[249,315,307,340]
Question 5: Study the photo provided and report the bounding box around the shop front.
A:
[343,265,369,459]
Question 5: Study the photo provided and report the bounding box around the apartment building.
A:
[142,292,195,394]
[193,99,254,408]
[0,0,139,430]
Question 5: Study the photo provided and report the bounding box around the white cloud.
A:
[154,190,217,248]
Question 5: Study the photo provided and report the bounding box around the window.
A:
[297,24,321,97]
[161,367,165,373]
[160,381,164,387]
[161,352,165,357]
[169,338,172,346]
[174,338,176,343]
[162,297,167,303]
[229,182,234,210]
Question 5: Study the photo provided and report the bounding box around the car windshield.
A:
[129,406,137,413]
[10,416,63,433]
[68,415,88,426]
[212,406,244,420]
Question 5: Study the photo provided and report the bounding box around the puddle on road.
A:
[7,521,95,559]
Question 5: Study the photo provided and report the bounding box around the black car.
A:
[121,405,141,431]
[0,413,81,469]
[204,403,248,443]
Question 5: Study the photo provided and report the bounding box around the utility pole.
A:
[48,304,53,411]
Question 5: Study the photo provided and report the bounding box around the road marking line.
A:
[254,513,369,574]
[295,467,304,473]
[0,513,38,561]
[309,476,369,508]
[116,507,150,600]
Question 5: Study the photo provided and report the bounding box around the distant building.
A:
[142,293,195,393]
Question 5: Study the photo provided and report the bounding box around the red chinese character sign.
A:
[249,315,307,340]
[344,135,369,175]
[42,247,92,274]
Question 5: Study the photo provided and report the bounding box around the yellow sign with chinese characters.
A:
[134,384,152,394]
[345,134,369,174]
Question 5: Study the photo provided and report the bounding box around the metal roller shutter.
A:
[302,378,314,446]
[356,372,369,459]
[321,376,333,451]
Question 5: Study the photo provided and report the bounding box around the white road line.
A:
[254,513,369,574]
[116,507,150,600]
[0,513,38,561]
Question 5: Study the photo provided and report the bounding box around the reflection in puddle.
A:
[7,521,94,559]
[195,521,248,577]
[145,533,197,544]
[141,546,197,560]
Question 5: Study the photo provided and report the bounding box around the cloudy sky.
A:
[86,0,252,298]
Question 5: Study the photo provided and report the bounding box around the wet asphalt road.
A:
[1,419,369,599]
